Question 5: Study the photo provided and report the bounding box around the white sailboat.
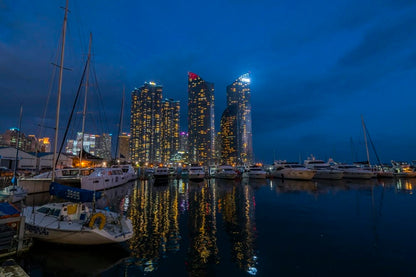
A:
[0,105,27,203]
[22,1,134,246]
[23,182,133,245]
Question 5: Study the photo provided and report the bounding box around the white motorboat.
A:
[334,164,375,179]
[215,165,238,180]
[81,167,129,191]
[188,166,205,182]
[0,185,27,203]
[181,168,189,179]
[22,183,133,245]
[153,167,169,184]
[391,161,416,178]
[304,159,343,180]
[168,167,178,179]
[18,168,95,194]
[271,161,316,180]
[111,164,137,182]
[247,165,267,179]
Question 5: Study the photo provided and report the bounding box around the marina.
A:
[2,176,415,276]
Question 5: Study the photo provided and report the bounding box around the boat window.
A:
[37,207,51,214]
[80,213,86,221]
[53,209,61,217]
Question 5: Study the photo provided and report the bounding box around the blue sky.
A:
[1,0,416,163]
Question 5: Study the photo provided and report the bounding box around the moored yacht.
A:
[271,161,316,180]
[188,165,205,182]
[334,164,375,179]
[18,168,95,194]
[81,167,128,191]
[215,165,238,180]
[153,167,169,184]
[247,165,267,179]
[181,167,189,179]
[111,164,137,182]
[391,161,416,178]
[304,158,343,180]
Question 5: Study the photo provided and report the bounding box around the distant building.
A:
[161,98,180,163]
[220,104,238,165]
[130,82,163,165]
[0,147,73,170]
[66,132,96,156]
[38,137,51,152]
[179,132,189,153]
[225,73,253,165]
[95,133,112,160]
[0,128,36,152]
[118,132,131,161]
[65,132,111,160]
[187,72,215,165]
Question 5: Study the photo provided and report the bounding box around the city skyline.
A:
[1,1,416,164]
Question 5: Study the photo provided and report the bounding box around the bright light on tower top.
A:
[238,73,251,83]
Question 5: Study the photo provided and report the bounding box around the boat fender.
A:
[88,213,106,230]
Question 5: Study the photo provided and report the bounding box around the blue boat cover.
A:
[49,182,102,202]
[0,202,20,218]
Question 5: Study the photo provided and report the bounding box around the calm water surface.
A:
[15,177,416,276]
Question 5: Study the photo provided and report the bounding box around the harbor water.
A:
[12,177,416,276]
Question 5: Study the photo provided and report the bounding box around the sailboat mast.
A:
[115,87,125,162]
[52,0,69,182]
[12,105,23,185]
[79,33,92,168]
[361,115,371,167]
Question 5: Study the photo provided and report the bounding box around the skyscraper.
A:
[118,132,131,161]
[95,133,112,160]
[187,72,215,165]
[161,98,180,163]
[225,73,253,164]
[220,104,238,165]
[130,82,163,165]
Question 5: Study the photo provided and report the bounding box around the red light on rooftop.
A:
[188,72,199,80]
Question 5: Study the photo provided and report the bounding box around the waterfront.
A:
[13,177,416,276]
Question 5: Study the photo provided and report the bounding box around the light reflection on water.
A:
[16,177,416,276]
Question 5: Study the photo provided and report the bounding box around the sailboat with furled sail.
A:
[0,105,28,202]
[22,182,133,245]
[22,0,133,245]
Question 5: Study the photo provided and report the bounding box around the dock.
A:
[0,259,29,277]
[0,203,31,258]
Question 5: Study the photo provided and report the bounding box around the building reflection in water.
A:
[129,179,181,273]
[217,179,258,275]
[186,180,219,275]
[127,178,259,275]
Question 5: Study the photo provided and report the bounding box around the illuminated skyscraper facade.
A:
[118,132,131,161]
[161,98,180,163]
[225,73,253,164]
[220,104,238,165]
[187,72,215,165]
[130,82,163,164]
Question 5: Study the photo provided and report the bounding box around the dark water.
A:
[13,177,416,276]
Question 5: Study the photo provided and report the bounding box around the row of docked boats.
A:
[146,158,416,183]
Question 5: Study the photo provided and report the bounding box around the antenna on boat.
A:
[79,32,92,170]
[52,0,69,182]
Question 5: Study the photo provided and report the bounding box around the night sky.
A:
[1,0,416,164]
